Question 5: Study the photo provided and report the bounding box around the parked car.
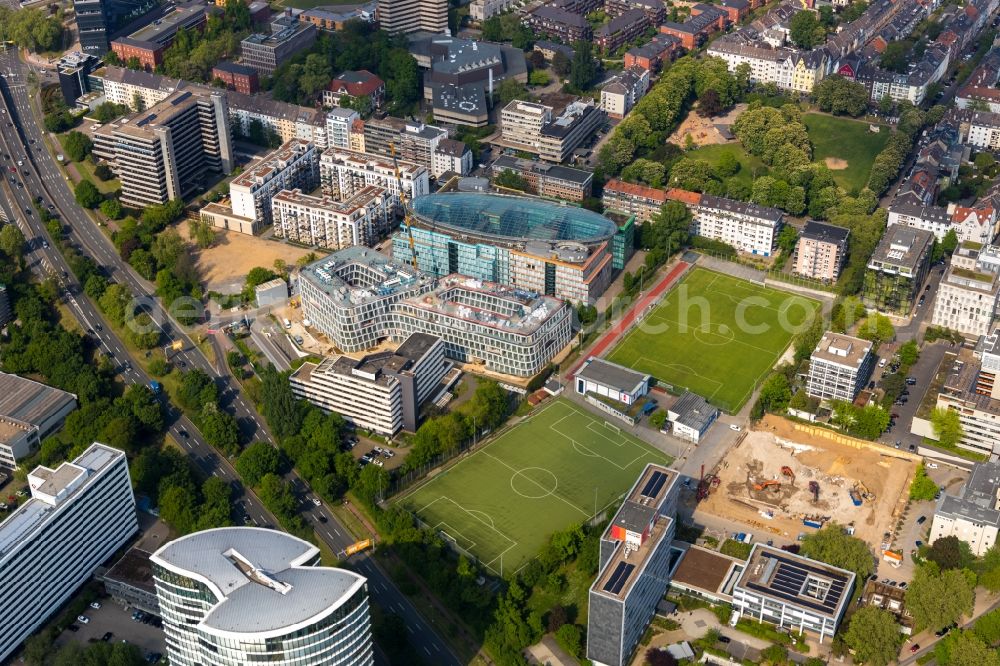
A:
[927,462,938,469]
[101,632,113,642]
[916,515,926,525]
[910,644,920,654]
[77,615,90,624]
[90,601,101,609]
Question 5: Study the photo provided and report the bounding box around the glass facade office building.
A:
[151,528,373,666]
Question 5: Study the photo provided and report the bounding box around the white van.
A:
[283,318,291,329]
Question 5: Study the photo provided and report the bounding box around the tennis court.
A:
[395,399,670,576]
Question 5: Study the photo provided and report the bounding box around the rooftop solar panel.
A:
[641,471,666,498]
[746,551,848,615]
[607,562,635,595]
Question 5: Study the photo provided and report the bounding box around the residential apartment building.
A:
[602,179,668,222]
[930,460,1000,556]
[361,118,471,177]
[660,4,728,50]
[92,89,234,208]
[319,147,430,215]
[323,70,385,110]
[290,333,449,434]
[707,40,828,94]
[490,155,594,201]
[805,332,875,403]
[0,373,77,470]
[792,221,849,282]
[470,0,519,21]
[605,0,666,23]
[887,201,958,242]
[228,91,328,148]
[234,139,319,226]
[240,17,317,76]
[432,139,474,178]
[500,100,552,151]
[732,544,855,643]
[600,67,650,120]
[862,225,934,315]
[587,465,680,666]
[377,0,447,34]
[210,62,259,95]
[151,528,373,666]
[691,194,783,256]
[595,9,650,53]
[624,34,683,71]
[966,111,1000,150]
[326,108,360,150]
[0,444,137,663]
[300,249,573,376]
[933,349,1000,457]
[932,243,1000,338]
[271,186,391,249]
[299,247,434,353]
[526,6,592,43]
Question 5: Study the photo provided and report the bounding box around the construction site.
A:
[694,416,918,550]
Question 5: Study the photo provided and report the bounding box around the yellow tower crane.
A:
[389,142,418,270]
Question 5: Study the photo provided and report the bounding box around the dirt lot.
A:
[697,416,917,549]
[825,157,849,170]
[669,104,747,147]
[177,224,318,292]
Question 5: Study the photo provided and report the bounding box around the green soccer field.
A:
[396,399,670,576]
[606,268,819,412]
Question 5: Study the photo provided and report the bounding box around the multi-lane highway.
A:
[0,47,461,665]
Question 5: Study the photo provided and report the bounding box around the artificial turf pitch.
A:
[606,268,819,412]
[396,398,670,576]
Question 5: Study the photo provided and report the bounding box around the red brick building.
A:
[211,62,260,94]
[624,34,682,71]
[323,70,385,110]
[110,39,164,70]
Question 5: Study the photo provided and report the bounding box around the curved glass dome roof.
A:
[410,192,617,245]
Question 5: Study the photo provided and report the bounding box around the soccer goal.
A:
[603,421,622,436]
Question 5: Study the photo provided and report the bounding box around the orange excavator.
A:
[781,466,795,484]
[753,480,781,491]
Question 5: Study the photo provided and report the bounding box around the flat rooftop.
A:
[127,2,207,44]
[151,527,366,635]
[595,465,676,601]
[300,246,433,307]
[272,185,386,215]
[575,357,650,392]
[231,139,313,190]
[403,274,569,336]
[671,544,745,599]
[103,547,156,595]
[869,225,934,271]
[0,443,124,562]
[0,372,76,428]
[736,544,854,620]
[811,332,872,369]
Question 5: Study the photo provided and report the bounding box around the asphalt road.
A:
[0,48,460,665]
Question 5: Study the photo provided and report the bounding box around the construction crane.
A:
[753,480,780,492]
[389,142,418,270]
[781,466,795,485]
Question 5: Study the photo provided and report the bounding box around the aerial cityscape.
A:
[3,0,1000,662]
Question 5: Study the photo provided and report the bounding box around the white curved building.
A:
[150,527,372,666]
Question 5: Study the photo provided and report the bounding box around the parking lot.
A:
[53,594,166,660]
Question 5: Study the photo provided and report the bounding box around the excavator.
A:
[753,480,781,492]
[781,466,795,484]
[389,142,418,270]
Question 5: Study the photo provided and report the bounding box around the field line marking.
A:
[481,451,590,518]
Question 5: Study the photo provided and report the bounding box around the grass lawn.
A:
[57,135,120,194]
[396,398,670,576]
[684,143,768,189]
[803,113,890,194]
[605,268,819,412]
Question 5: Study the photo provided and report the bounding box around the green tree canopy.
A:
[799,524,875,594]
[906,564,975,632]
[74,179,102,209]
[843,606,904,666]
[237,441,283,487]
[930,406,964,447]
